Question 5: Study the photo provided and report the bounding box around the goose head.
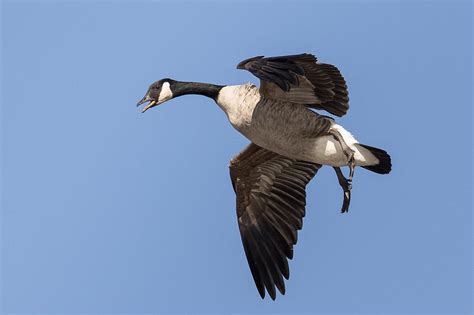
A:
[137,78,176,113]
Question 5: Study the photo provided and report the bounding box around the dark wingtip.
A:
[268,286,277,300]
[237,55,264,69]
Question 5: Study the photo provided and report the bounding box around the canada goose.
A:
[137,53,391,300]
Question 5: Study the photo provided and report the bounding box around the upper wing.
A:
[229,143,321,300]
[237,53,349,117]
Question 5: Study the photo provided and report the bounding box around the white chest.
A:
[216,84,260,130]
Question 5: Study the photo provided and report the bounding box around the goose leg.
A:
[333,167,351,213]
[330,129,356,184]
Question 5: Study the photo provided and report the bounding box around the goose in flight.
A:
[137,53,391,300]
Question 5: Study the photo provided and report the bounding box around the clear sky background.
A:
[1,1,472,314]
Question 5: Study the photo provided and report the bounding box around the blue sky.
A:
[1,0,472,314]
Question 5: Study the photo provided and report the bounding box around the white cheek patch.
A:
[158,81,173,103]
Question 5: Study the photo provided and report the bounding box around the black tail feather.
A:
[359,144,392,174]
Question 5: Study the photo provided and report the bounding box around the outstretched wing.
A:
[237,53,349,117]
[229,143,321,300]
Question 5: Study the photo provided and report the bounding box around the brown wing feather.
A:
[229,143,321,300]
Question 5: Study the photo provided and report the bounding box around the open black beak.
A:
[137,95,158,113]
[137,96,148,106]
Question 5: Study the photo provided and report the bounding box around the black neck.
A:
[172,81,224,101]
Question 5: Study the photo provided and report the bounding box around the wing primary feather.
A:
[247,226,277,300]
[237,54,349,116]
[241,235,266,298]
[230,143,320,299]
